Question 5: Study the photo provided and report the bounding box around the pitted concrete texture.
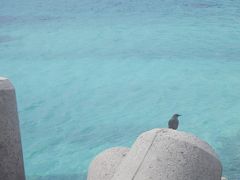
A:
[87,147,129,180]
[0,77,25,180]
[112,128,222,180]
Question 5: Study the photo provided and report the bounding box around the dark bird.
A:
[168,114,181,130]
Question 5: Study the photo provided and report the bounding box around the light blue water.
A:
[1,0,240,179]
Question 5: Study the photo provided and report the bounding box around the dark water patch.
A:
[36,16,61,22]
[0,16,18,24]
[22,100,45,112]
[0,35,15,43]
[0,15,61,26]
[184,2,221,9]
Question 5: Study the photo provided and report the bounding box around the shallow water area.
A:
[1,0,240,179]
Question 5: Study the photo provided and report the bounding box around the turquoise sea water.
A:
[1,0,240,179]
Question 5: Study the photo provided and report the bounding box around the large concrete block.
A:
[87,147,129,180]
[0,77,25,180]
[112,128,222,180]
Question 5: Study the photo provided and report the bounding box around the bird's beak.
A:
[178,115,182,116]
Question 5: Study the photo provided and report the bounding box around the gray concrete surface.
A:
[0,77,25,180]
[87,128,223,180]
[87,147,129,180]
[112,128,222,180]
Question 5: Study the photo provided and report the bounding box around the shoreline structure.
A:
[0,77,228,180]
[0,77,25,180]
[88,128,227,180]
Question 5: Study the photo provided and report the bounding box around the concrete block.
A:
[87,147,129,180]
[0,77,25,180]
[112,128,222,180]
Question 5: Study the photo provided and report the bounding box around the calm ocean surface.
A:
[1,0,240,179]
